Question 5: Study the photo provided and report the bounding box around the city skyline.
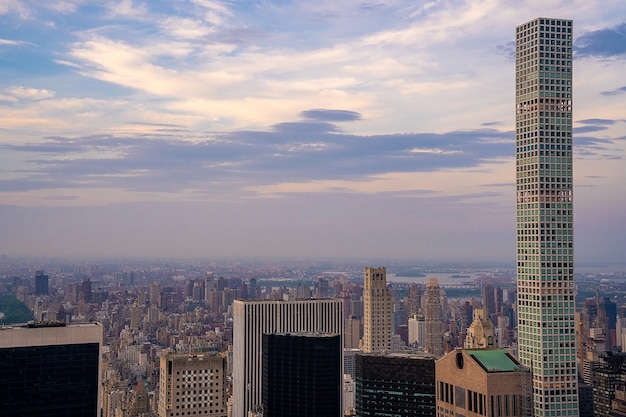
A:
[1,1,625,263]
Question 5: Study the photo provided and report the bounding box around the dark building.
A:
[34,271,49,295]
[0,322,102,417]
[599,297,618,348]
[356,352,436,417]
[81,278,92,303]
[578,377,594,417]
[481,284,495,320]
[262,333,342,417]
[592,352,626,417]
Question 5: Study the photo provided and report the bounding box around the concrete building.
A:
[425,278,444,357]
[232,299,343,417]
[158,351,227,417]
[435,349,532,417]
[408,314,426,347]
[0,322,103,417]
[355,352,436,417]
[362,267,392,353]
[345,316,361,349]
[262,333,342,417]
[515,17,578,417]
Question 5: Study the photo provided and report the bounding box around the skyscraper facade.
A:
[262,333,342,417]
[362,267,392,353]
[424,278,444,357]
[158,351,227,417]
[515,17,578,417]
[232,299,344,417]
[34,270,49,295]
[356,352,436,417]
[0,322,102,417]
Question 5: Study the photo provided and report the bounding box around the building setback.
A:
[232,299,344,417]
[515,17,579,417]
[355,352,436,417]
[262,333,342,417]
[0,322,102,417]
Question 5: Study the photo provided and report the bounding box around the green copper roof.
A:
[466,349,520,372]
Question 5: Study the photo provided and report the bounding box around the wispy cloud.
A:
[576,22,626,58]
[601,86,626,96]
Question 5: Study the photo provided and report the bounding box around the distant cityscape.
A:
[2,257,626,416]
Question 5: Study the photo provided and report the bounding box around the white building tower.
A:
[515,17,578,417]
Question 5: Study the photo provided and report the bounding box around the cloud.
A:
[574,125,608,134]
[601,86,626,96]
[0,114,516,197]
[300,109,361,122]
[0,86,56,102]
[0,0,30,19]
[575,22,626,58]
[0,38,33,47]
[577,118,618,126]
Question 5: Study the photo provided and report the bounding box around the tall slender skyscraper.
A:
[515,17,578,417]
[362,267,392,353]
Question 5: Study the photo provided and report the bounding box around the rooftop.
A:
[466,349,521,373]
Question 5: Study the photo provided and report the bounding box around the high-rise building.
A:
[232,299,344,417]
[482,284,496,319]
[34,270,49,295]
[158,351,227,417]
[408,314,426,347]
[362,267,392,353]
[345,315,361,349]
[515,17,578,417]
[424,278,443,357]
[262,333,342,417]
[0,322,102,417]
[356,352,436,417]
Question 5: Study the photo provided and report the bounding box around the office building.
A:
[355,352,436,417]
[232,299,343,417]
[262,333,342,417]
[425,278,444,357]
[589,352,626,417]
[408,314,426,347]
[362,267,392,353]
[345,316,361,349]
[34,270,49,295]
[0,322,102,417]
[482,284,496,318]
[158,351,227,417]
[515,17,578,417]
[435,348,532,417]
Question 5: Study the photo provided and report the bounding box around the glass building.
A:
[0,322,102,417]
[262,333,342,417]
[515,17,579,417]
[355,353,435,417]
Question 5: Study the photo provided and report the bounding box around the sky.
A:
[0,0,625,264]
